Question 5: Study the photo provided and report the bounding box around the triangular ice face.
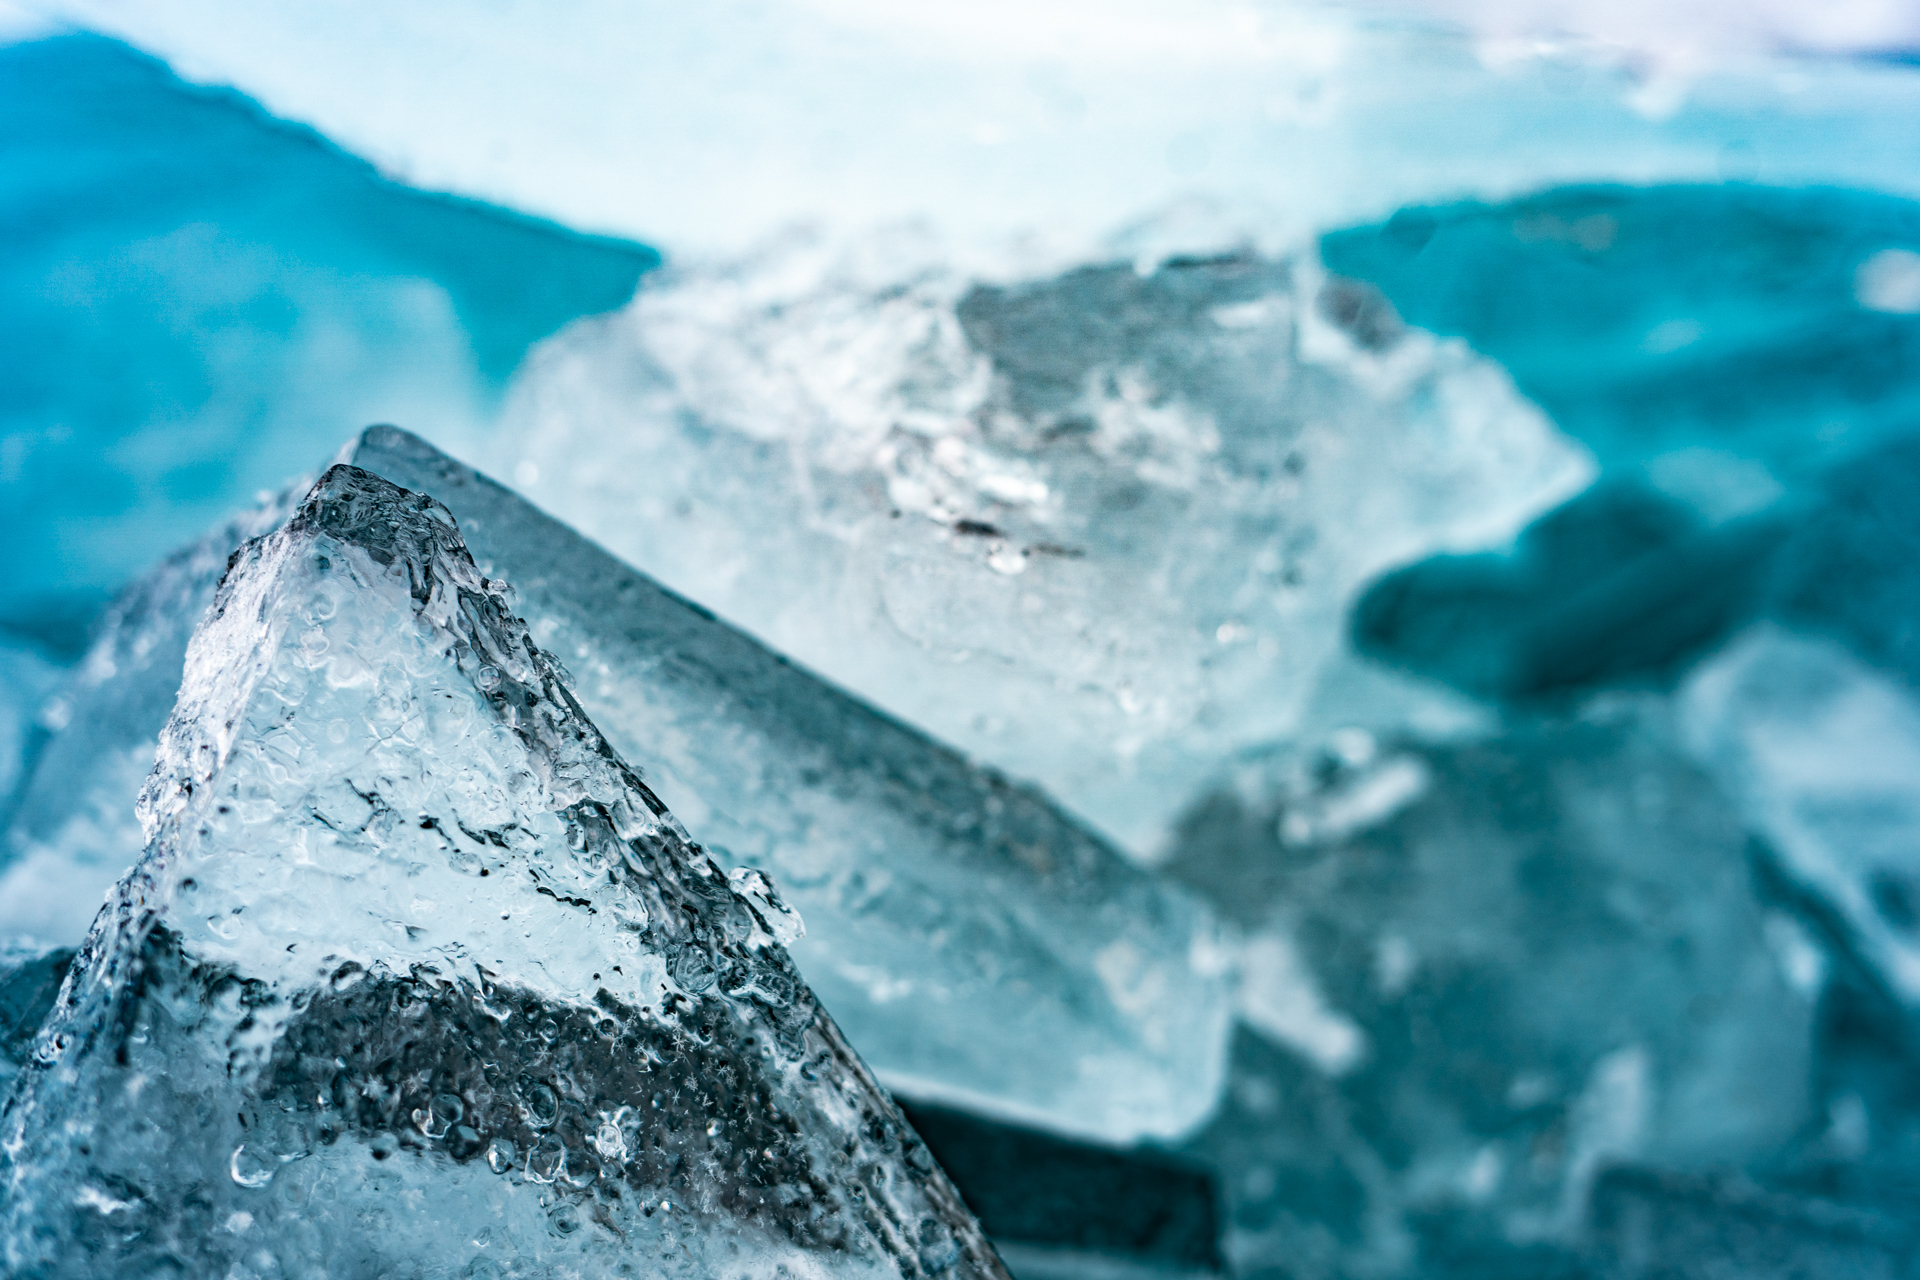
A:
[1,466,1005,1280]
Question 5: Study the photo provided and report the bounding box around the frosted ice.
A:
[1167,706,1816,1275]
[0,465,1005,1279]
[0,426,1229,1143]
[44,1,1920,259]
[500,237,1591,856]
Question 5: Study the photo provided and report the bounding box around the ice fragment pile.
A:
[0,466,1005,1279]
[0,426,1229,1144]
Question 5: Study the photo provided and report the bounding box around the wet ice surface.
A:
[0,426,1230,1145]
[353,427,1229,1142]
[2,52,1919,1266]
[499,236,1589,856]
[0,467,1004,1279]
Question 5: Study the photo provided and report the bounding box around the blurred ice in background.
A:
[5,0,1920,1276]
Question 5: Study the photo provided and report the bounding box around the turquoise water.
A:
[1323,184,1920,482]
[1327,185,1920,703]
[0,33,655,653]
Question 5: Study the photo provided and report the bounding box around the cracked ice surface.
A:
[498,235,1592,856]
[0,465,1005,1280]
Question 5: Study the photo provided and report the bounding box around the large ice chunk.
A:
[499,238,1591,855]
[0,427,1228,1143]
[0,465,1005,1279]
[1165,706,1817,1276]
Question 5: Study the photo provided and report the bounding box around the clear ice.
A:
[0,465,1005,1279]
[4,11,1920,1275]
[0,427,1228,1144]
[498,239,1591,856]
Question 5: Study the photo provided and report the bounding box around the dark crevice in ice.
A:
[897,1099,1223,1273]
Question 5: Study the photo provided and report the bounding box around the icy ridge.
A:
[2,465,1005,1279]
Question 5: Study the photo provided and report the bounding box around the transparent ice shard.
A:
[1166,707,1817,1275]
[0,465,1005,1279]
[499,238,1591,856]
[3,426,1229,1144]
[1682,625,1920,1012]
